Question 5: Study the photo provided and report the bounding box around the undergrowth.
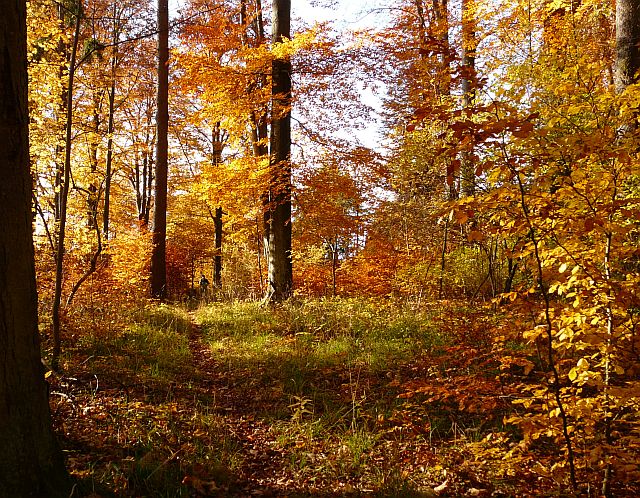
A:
[45,298,545,496]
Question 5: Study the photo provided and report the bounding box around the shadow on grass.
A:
[52,299,509,497]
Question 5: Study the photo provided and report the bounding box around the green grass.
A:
[69,303,192,386]
[189,298,454,489]
[54,298,519,496]
[195,297,446,371]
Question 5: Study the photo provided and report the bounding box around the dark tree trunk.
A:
[214,206,223,288]
[103,15,118,240]
[103,80,115,239]
[54,2,68,225]
[212,123,225,289]
[264,0,293,302]
[87,90,101,228]
[0,0,69,494]
[432,0,451,98]
[150,0,169,299]
[52,7,82,371]
[460,0,476,198]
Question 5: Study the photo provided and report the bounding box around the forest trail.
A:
[183,312,298,496]
[51,302,529,497]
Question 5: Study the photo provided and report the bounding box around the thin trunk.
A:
[150,0,169,299]
[33,192,57,261]
[332,244,338,297]
[515,171,577,492]
[144,138,154,225]
[66,212,103,307]
[438,219,449,299]
[460,0,476,197]
[255,0,265,41]
[265,0,293,302]
[103,21,118,240]
[87,91,100,228]
[54,2,68,225]
[214,206,223,288]
[414,0,428,47]
[52,9,82,372]
[212,123,224,288]
[256,217,264,294]
[432,0,451,98]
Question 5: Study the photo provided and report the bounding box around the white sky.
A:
[293,0,385,28]
[168,0,388,31]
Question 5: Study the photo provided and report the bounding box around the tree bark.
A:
[150,0,169,299]
[460,0,476,198]
[601,3,640,495]
[103,8,119,240]
[615,0,640,93]
[212,123,224,289]
[214,206,223,288]
[264,0,293,302]
[52,7,82,371]
[0,0,69,494]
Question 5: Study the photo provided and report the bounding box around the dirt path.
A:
[184,315,300,497]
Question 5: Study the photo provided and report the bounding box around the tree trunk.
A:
[212,123,224,289]
[432,0,451,99]
[460,0,476,198]
[54,1,69,226]
[52,7,82,371]
[87,89,101,228]
[0,0,69,494]
[615,0,640,93]
[103,12,119,240]
[214,206,223,288]
[601,4,640,495]
[150,0,169,299]
[264,0,293,302]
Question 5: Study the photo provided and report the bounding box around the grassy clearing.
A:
[190,299,508,493]
[50,298,523,496]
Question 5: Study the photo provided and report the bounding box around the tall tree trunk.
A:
[264,0,293,302]
[103,10,119,240]
[214,206,223,288]
[54,1,69,226]
[431,0,456,200]
[52,6,82,371]
[601,3,640,495]
[212,123,225,289]
[432,0,451,99]
[150,0,169,299]
[103,79,115,238]
[0,0,70,494]
[87,90,101,228]
[460,0,476,198]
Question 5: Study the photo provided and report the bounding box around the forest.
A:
[1,0,640,496]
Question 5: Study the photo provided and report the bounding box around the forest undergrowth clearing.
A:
[46,299,557,497]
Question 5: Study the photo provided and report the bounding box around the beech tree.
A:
[0,0,69,494]
[264,0,292,302]
[150,0,169,299]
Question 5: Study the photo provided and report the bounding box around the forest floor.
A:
[46,299,556,497]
